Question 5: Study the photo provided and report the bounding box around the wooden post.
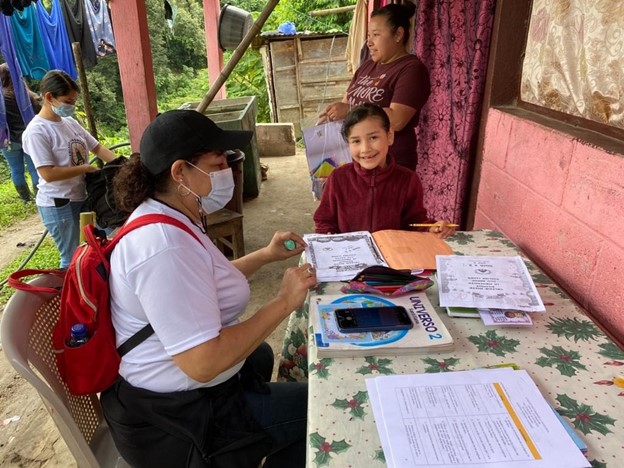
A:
[203,0,226,101]
[310,5,356,16]
[197,0,281,113]
[108,0,158,152]
[71,42,101,167]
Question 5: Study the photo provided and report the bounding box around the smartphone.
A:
[334,306,413,333]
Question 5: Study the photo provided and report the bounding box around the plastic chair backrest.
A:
[0,274,129,468]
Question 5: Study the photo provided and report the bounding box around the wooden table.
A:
[278,230,623,467]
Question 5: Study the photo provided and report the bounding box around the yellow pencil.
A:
[410,223,459,228]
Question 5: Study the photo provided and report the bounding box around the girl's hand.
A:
[265,231,307,262]
[276,263,317,312]
[429,221,456,239]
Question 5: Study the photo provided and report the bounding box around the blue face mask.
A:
[52,102,75,118]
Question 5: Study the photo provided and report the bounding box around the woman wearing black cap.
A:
[100,109,315,467]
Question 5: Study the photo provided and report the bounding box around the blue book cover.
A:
[552,407,588,453]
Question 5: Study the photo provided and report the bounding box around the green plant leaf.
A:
[597,341,624,360]
[535,346,587,376]
[357,356,395,375]
[422,357,460,372]
[309,358,333,379]
[547,317,602,342]
[556,394,616,436]
[468,329,519,357]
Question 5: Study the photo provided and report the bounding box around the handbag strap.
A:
[7,269,65,294]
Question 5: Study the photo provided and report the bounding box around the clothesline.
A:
[0,0,115,144]
[1,0,115,81]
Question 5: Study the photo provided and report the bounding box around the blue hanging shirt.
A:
[35,0,78,79]
[9,3,51,80]
[0,14,35,145]
[84,0,115,57]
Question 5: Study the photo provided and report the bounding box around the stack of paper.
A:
[310,293,454,357]
[304,231,454,282]
[366,369,590,468]
[437,255,545,311]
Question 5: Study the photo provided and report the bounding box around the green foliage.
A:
[0,164,38,229]
[166,1,207,71]
[224,49,270,122]
[261,0,354,33]
[85,56,126,132]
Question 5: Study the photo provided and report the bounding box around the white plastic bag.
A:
[302,120,352,200]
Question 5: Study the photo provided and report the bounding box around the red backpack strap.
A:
[7,269,65,294]
[107,214,204,252]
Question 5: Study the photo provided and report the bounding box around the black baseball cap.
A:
[139,109,253,175]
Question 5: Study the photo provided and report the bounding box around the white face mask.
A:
[181,164,234,214]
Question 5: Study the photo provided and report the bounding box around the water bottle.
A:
[67,323,89,347]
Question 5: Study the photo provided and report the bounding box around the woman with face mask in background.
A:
[22,69,117,269]
[318,2,430,170]
[101,110,314,468]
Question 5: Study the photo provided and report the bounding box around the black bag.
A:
[85,156,129,229]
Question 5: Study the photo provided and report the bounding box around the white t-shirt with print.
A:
[109,199,251,393]
[22,115,98,206]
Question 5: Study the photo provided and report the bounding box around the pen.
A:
[409,223,459,228]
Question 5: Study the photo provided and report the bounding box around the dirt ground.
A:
[0,150,318,467]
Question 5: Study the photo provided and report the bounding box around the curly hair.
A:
[113,152,204,213]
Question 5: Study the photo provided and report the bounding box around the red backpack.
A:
[9,214,202,395]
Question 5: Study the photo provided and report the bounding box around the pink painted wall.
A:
[474,109,624,342]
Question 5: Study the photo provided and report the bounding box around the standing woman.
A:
[22,69,116,269]
[0,63,40,203]
[319,3,430,170]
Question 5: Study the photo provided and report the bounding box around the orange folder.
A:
[371,230,454,271]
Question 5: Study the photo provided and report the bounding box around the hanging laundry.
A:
[84,0,114,57]
[9,3,50,79]
[60,0,97,68]
[0,14,35,145]
[35,0,77,79]
[1,1,35,17]
[164,0,177,31]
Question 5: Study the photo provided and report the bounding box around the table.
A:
[278,230,623,467]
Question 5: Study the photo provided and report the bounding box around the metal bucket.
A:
[218,4,253,51]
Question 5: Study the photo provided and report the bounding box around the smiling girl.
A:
[22,70,116,269]
[314,104,455,238]
[318,3,430,170]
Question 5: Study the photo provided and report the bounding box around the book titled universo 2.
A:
[311,293,454,357]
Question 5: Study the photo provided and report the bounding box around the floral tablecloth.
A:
[278,230,624,467]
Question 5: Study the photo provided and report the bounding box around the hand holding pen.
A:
[410,222,457,239]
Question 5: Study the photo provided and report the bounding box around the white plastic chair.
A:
[1,274,130,468]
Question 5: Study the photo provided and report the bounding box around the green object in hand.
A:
[284,240,296,251]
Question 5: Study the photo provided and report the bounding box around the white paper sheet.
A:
[436,256,545,312]
[366,370,589,468]
[303,231,387,282]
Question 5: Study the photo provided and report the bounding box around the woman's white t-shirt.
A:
[22,115,98,206]
[109,199,250,392]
